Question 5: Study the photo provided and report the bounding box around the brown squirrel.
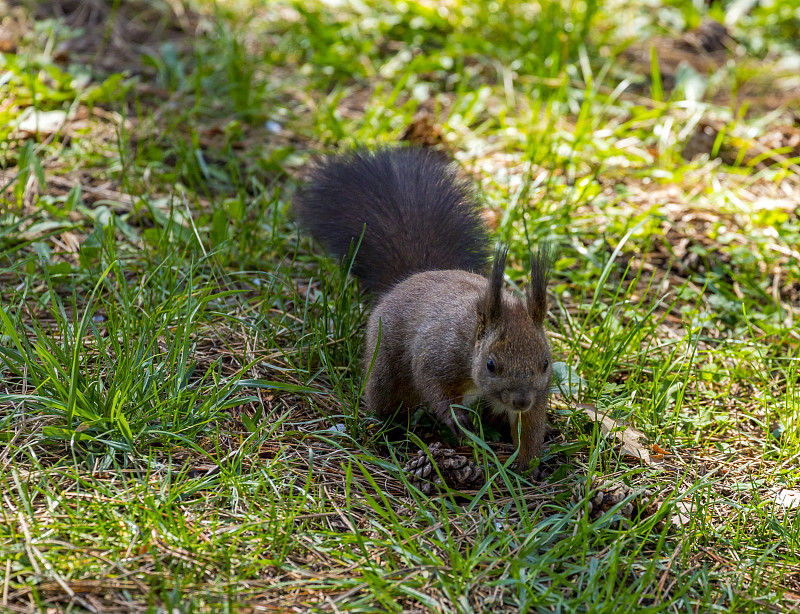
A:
[294,147,553,468]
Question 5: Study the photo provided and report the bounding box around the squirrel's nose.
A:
[511,393,530,411]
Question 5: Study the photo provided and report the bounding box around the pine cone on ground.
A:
[403,442,485,494]
[571,476,657,527]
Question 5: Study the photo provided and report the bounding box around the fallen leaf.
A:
[652,443,670,455]
[672,500,696,527]
[580,404,651,464]
[0,34,17,53]
[773,488,800,510]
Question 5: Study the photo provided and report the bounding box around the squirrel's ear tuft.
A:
[527,243,551,324]
[477,247,507,336]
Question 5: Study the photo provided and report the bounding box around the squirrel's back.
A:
[293,147,491,295]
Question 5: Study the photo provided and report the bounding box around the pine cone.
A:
[403,442,485,494]
[571,476,657,527]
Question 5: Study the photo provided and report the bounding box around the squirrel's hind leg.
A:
[364,354,418,425]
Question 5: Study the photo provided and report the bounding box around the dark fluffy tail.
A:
[293,147,491,295]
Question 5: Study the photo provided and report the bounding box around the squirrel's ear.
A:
[526,243,551,324]
[477,247,507,336]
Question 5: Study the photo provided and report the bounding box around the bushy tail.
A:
[293,147,491,295]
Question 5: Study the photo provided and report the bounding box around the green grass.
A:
[1,0,800,611]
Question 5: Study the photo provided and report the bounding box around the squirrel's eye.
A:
[486,358,496,373]
[543,359,549,370]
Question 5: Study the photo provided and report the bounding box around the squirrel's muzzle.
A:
[510,392,532,412]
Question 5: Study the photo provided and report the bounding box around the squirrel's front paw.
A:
[435,402,473,441]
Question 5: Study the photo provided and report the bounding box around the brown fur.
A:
[365,250,552,468]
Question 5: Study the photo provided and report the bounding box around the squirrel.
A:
[293,147,553,468]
